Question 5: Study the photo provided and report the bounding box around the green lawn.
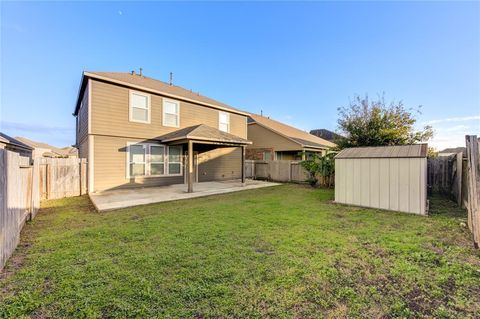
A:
[1,184,479,318]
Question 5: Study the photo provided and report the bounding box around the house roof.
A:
[15,136,69,157]
[248,113,336,149]
[158,124,251,145]
[0,132,33,150]
[74,71,248,116]
[335,144,428,159]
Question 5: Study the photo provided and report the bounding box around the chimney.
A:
[260,110,263,116]
[139,68,143,76]
[131,70,135,75]
[169,72,173,85]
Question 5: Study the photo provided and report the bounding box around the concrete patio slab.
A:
[89,179,280,211]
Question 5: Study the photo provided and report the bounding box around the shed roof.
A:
[158,124,251,145]
[335,144,428,159]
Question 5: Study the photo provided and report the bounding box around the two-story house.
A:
[74,71,250,193]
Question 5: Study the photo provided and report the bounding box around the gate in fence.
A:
[37,157,87,200]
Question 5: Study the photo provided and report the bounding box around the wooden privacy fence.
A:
[427,153,464,205]
[38,157,87,200]
[465,135,480,248]
[0,149,40,269]
[245,160,334,186]
[1,151,87,269]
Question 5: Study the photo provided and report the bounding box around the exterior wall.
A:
[90,80,247,140]
[78,139,89,160]
[246,148,273,160]
[77,82,89,146]
[198,148,241,182]
[335,157,427,215]
[247,123,301,151]
[80,79,248,192]
[92,135,184,192]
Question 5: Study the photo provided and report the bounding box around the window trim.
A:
[126,142,183,178]
[129,90,151,124]
[126,143,148,178]
[166,145,183,176]
[218,111,230,133]
[162,98,180,128]
[149,144,166,177]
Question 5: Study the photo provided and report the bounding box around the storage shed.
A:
[335,144,428,215]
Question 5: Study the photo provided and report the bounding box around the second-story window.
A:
[129,91,150,123]
[219,111,230,132]
[163,99,180,127]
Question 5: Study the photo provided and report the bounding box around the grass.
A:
[1,184,479,318]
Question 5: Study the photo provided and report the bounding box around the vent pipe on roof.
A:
[169,72,173,85]
[139,68,143,76]
[131,70,135,75]
[260,110,263,116]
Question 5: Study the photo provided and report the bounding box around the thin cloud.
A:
[0,121,74,135]
[424,115,480,125]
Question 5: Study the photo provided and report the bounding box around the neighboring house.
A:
[247,114,336,160]
[438,146,466,157]
[14,136,75,158]
[73,71,251,193]
[310,128,343,143]
[0,132,33,158]
[60,146,79,158]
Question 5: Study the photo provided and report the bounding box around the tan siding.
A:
[198,148,241,182]
[77,84,89,145]
[93,135,184,192]
[78,139,88,159]
[90,80,247,140]
[246,123,301,151]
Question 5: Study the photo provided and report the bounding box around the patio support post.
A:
[241,145,246,185]
[187,140,194,193]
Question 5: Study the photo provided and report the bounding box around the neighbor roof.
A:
[248,113,336,149]
[158,124,251,145]
[74,71,248,116]
[15,136,68,157]
[335,144,428,159]
[0,132,33,150]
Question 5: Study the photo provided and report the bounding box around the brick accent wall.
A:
[246,148,273,160]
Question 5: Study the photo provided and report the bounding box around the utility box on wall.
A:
[334,144,428,215]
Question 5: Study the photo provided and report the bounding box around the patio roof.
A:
[158,124,252,145]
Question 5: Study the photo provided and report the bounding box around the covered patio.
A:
[158,124,252,193]
[89,179,280,211]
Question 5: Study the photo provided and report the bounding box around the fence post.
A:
[465,135,480,248]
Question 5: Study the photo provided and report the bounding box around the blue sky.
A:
[1,1,479,150]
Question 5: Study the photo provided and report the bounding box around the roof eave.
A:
[162,135,252,145]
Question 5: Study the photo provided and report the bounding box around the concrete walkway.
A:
[89,179,280,211]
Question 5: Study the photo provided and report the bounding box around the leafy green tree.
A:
[336,94,433,149]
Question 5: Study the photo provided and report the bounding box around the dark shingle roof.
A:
[158,124,251,145]
[76,71,247,116]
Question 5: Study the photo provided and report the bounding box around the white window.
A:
[263,151,271,160]
[150,145,165,176]
[167,146,182,175]
[163,99,180,127]
[127,143,182,178]
[128,144,147,177]
[129,91,150,123]
[219,111,230,132]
